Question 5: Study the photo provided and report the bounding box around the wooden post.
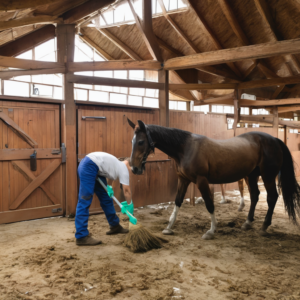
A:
[233,89,241,136]
[159,69,169,127]
[57,25,78,216]
[272,106,279,138]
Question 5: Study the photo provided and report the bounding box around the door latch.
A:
[30,150,37,171]
[52,208,62,213]
[61,143,66,163]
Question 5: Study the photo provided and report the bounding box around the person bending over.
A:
[75,152,133,246]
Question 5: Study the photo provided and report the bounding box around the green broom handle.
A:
[96,177,137,223]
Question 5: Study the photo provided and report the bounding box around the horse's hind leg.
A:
[241,169,260,230]
[259,179,278,236]
[197,177,217,240]
[220,184,227,204]
[238,179,245,211]
[162,176,190,235]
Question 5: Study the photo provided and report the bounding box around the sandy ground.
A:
[1,183,300,300]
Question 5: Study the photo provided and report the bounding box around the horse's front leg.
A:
[162,177,190,235]
[238,179,245,211]
[197,177,217,240]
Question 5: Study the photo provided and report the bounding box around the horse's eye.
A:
[138,140,145,146]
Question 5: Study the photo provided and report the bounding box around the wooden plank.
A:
[239,98,300,107]
[0,111,38,148]
[9,159,61,209]
[62,0,116,24]
[278,106,300,113]
[0,55,64,69]
[0,16,62,31]
[0,95,64,104]
[164,38,300,70]
[272,107,279,138]
[78,33,113,61]
[98,28,142,60]
[0,204,62,224]
[66,73,163,89]
[0,68,65,79]
[159,70,169,126]
[57,24,78,216]
[0,148,61,160]
[11,161,61,205]
[169,83,237,90]
[128,0,163,61]
[194,93,234,105]
[0,0,60,10]
[0,25,56,57]
[68,60,162,72]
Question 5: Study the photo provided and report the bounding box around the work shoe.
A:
[76,236,102,246]
[106,224,129,235]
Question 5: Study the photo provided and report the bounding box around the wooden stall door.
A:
[0,101,64,224]
[77,106,177,214]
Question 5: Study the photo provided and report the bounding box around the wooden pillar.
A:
[272,106,279,138]
[57,25,78,216]
[186,101,191,111]
[233,89,241,136]
[159,69,169,127]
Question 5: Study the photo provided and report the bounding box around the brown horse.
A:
[128,119,300,239]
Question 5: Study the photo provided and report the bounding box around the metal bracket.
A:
[52,208,62,213]
[61,143,66,163]
[51,149,61,155]
[82,116,106,120]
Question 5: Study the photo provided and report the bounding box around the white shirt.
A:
[87,152,129,186]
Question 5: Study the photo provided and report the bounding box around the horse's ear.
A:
[137,120,146,132]
[127,118,136,129]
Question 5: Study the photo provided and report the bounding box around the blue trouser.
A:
[75,156,120,239]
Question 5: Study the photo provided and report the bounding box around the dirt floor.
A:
[1,182,300,300]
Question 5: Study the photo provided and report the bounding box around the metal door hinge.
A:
[61,143,66,163]
[52,208,62,213]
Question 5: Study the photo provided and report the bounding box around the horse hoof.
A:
[241,222,252,231]
[238,203,245,212]
[202,232,214,240]
[259,230,268,236]
[162,229,174,235]
[219,199,227,204]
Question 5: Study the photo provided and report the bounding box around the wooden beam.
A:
[271,85,285,99]
[156,36,182,56]
[0,25,55,57]
[68,60,161,72]
[164,38,300,70]
[78,33,113,61]
[254,0,300,74]
[98,28,142,60]
[278,106,300,113]
[233,99,240,136]
[0,55,64,69]
[67,73,163,89]
[169,83,237,90]
[0,0,61,10]
[227,113,300,129]
[238,75,300,90]
[0,148,61,160]
[0,15,62,31]
[0,67,65,79]
[62,0,116,24]
[159,70,169,126]
[194,93,234,105]
[272,106,279,137]
[239,98,300,107]
[187,0,242,78]
[128,0,163,61]
[57,24,77,216]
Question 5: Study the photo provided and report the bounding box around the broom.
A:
[97,177,168,252]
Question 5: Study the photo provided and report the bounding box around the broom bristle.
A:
[124,222,168,253]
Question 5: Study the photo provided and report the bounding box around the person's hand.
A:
[121,200,134,215]
[107,185,114,198]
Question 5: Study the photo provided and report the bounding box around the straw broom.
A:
[97,177,168,252]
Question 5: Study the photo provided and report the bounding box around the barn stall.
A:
[0,0,300,299]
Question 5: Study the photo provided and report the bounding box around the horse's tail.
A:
[277,138,300,224]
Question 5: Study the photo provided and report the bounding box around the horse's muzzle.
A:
[131,166,144,175]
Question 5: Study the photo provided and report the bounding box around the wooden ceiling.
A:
[0,0,300,103]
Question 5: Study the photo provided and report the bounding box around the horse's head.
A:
[127,118,154,175]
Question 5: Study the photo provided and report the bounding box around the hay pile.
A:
[124,223,168,253]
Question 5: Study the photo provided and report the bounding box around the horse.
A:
[127,119,300,240]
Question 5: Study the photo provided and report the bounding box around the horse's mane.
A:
[136,125,191,145]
